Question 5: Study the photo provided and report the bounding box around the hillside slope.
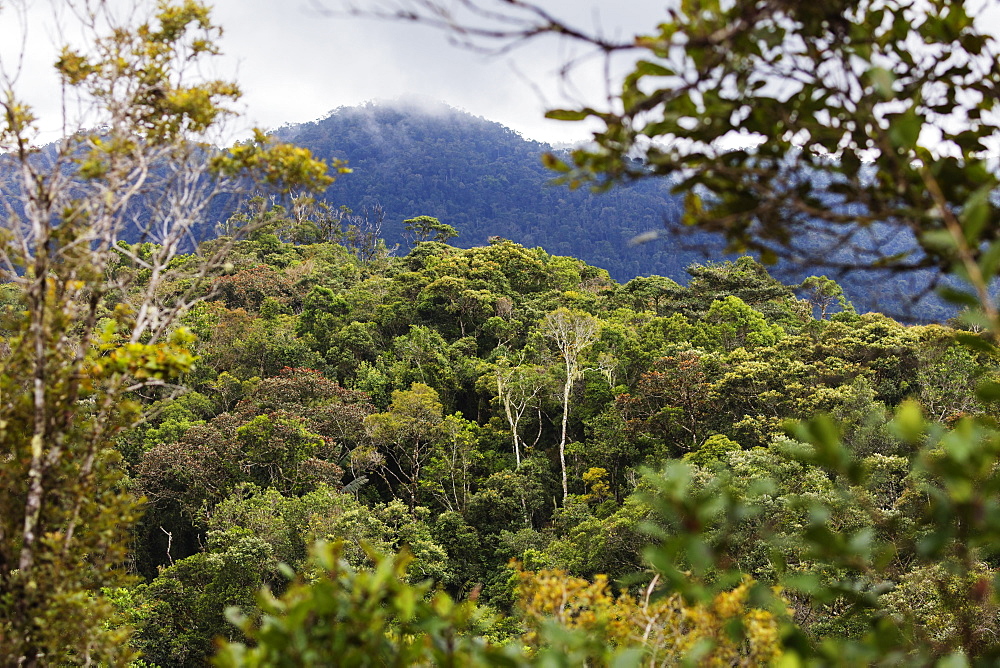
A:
[276,100,712,282]
[275,100,947,320]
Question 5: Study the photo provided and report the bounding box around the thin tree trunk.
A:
[559,357,572,504]
[22,249,50,576]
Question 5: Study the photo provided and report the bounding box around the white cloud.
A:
[209,0,667,143]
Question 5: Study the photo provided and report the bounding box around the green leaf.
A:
[891,400,925,444]
[395,586,416,622]
[979,239,1000,279]
[936,651,971,668]
[611,648,645,668]
[774,651,806,668]
[921,229,956,253]
[976,379,1000,403]
[542,152,572,172]
[632,60,673,78]
[960,184,992,243]
[938,285,981,308]
[782,572,822,594]
[682,637,716,667]
[955,332,997,354]
[866,67,896,98]
[888,108,922,149]
[545,108,591,121]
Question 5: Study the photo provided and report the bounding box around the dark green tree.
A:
[364,383,446,509]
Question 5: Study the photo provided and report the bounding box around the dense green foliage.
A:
[3,98,955,319]
[95,211,998,664]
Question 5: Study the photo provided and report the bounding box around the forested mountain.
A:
[274,99,691,277]
[273,100,951,321]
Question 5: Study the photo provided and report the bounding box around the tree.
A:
[417,275,496,337]
[619,351,718,454]
[489,357,547,467]
[235,413,332,493]
[673,257,800,322]
[389,324,459,395]
[542,307,598,504]
[213,542,515,667]
[550,0,1000,327]
[615,275,682,315]
[696,295,784,352]
[915,334,987,423]
[516,567,783,665]
[0,2,332,662]
[213,541,783,668]
[364,382,446,509]
[340,204,396,264]
[403,215,459,244]
[420,413,481,515]
[800,276,855,320]
[129,533,276,665]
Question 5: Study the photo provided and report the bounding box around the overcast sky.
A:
[7,1,997,147]
[0,0,667,145]
[0,0,667,146]
[204,0,665,144]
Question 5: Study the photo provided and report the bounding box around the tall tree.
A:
[490,357,547,468]
[0,1,331,662]
[542,307,598,504]
[800,276,854,320]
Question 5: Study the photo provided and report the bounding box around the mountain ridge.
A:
[273,100,949,320]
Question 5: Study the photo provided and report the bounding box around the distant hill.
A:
[274,100,717,280]
[274,100,950,320]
